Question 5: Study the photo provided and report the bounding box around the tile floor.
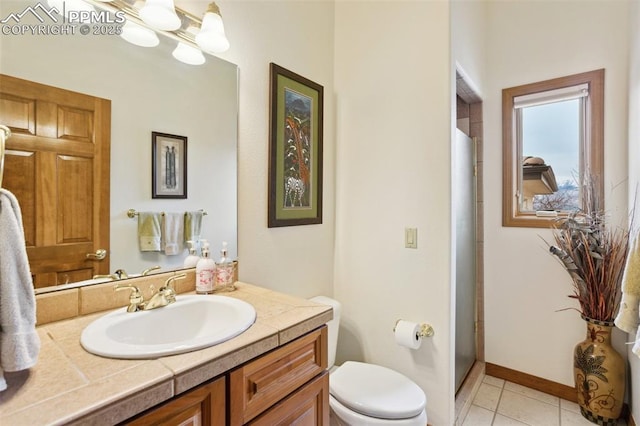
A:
[462,375,628,426]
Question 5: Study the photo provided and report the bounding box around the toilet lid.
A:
[329,361,426,420]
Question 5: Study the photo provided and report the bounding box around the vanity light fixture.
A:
[120,19,160,47]
[172,26,205,65]
[172,42,206,65]
[195,2,230,54]
[86,0,231,64]
[139,0,181,31]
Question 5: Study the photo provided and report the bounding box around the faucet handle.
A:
[114,269,128,279]
[115,283,144,312]
[162,273,187,303]
[142,265,161,276]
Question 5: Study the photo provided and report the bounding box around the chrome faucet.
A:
[141,265,161,276]
[143,273,186,311]
[114,283,145,312]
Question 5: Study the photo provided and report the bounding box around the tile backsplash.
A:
[35,269,197,325]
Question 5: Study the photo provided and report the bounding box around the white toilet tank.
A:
[309,296,341,369]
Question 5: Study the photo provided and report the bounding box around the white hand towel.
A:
[162,213,184,256]
[138,212,162,252]
[0,189,40,391]
[615,235,640,333]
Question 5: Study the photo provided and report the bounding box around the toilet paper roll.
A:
[394,320,422,349]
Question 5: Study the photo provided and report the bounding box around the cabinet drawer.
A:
[249,371,329,426]
[124,376,225,426]
[230,326,327,425]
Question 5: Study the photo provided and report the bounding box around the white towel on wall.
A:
[0,189,40,391]
[162,213,184,256]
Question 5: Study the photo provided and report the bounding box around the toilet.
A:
[310,296,428,426]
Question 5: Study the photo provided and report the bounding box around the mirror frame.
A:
[502,69,604,228]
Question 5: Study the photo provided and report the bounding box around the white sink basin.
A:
[80,295,256,359]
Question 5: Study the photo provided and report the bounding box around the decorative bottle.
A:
[214,241,235,292]
[195,240,215,294]
[183,240,200,268]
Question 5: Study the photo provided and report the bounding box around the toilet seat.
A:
[329,361,426,420]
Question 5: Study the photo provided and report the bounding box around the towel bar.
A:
[127,208,208,218]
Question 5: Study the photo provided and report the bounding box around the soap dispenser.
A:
[214,241,235,291]
[183,240,200,268]
[196,240,215,294]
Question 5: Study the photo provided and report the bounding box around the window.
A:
[502,69,604,228]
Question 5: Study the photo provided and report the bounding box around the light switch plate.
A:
[405,228,417,249]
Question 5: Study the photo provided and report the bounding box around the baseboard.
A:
[485,363,631,422]
[485,363,577,402]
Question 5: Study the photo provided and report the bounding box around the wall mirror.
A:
[502,69,604,228]
[0,0,238,292]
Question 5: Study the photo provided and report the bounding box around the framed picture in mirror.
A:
[152,132,187,199]
[268,63,324,227]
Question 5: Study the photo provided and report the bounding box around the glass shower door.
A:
[454,129,477,391]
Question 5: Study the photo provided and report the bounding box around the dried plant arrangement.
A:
[548,181,632,322]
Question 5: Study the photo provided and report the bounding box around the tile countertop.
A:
[0,282,333,426]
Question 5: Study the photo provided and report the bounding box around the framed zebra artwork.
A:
[268,63,324,227]
[151,131,188,199]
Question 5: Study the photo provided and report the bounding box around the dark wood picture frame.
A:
[152,131,187,199]
[268,63,324,227]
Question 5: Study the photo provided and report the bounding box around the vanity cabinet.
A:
[124,376,226,426]
[123,326,328,426]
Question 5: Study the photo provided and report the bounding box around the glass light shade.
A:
[139,0,181,31]
[195,7,229,53]
[120,20,160,47]
[172,42,206,65]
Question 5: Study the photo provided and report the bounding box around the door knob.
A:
[86,249,107,260]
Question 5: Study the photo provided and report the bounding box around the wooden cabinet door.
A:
[124,376,226,426]
[0,74,110,288]
[229,327,327,425]
[249,371,329,426]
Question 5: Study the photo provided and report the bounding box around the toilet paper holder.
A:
[393,320,435,338]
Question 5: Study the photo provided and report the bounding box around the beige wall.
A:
[213,0,336,299]
[484,0,630,387]
[333,2,453,424]
[452,0,486,97]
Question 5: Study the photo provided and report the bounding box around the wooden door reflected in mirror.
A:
[1,74,110,287]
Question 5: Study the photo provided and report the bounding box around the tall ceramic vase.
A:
[573,316,625,425]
